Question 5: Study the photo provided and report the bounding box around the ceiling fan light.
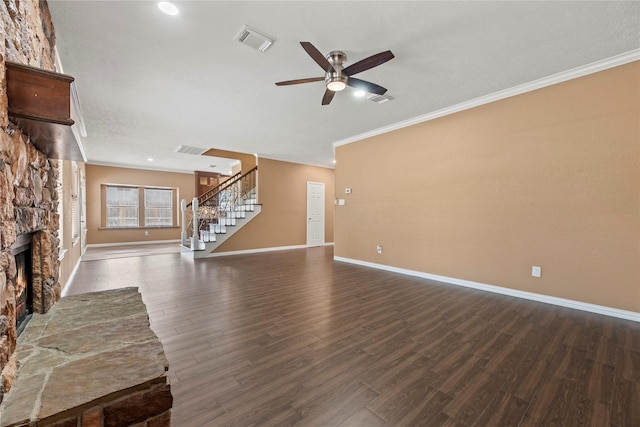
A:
[158,1,179,15]
[327,80,346,92]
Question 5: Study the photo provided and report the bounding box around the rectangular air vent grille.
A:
[235,25,274,52]
[367,93,394,104]
[175,145,207,155]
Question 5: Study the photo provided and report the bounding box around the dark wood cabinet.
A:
[195,171,230,197]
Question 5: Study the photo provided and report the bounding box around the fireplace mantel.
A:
[5,60,86,162]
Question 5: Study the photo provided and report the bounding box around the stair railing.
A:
[182,166,258,247]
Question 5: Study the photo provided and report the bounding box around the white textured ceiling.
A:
[48,1,640,174]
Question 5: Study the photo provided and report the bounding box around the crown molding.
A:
[333,49,640,148]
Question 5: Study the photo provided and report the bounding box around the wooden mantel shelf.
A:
[5,61,86,162]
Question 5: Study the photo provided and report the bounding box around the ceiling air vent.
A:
[235,25,274,52]
[175,145,207,155]
[367,93,394,104]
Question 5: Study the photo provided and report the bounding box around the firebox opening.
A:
[12,234,34,336]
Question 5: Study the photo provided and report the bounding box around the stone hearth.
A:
[0,287,172,426]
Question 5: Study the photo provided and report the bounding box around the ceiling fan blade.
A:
[321,89,335,105]
[347,77,387,95]
[301,41,335,73]
[275,77,325,86]
[343,50,394,76]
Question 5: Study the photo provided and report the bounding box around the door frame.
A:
[306,181,325,247]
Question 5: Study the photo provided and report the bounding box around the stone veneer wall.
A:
[0,0,62,402]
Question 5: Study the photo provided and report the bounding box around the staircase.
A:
[181,166,261,258]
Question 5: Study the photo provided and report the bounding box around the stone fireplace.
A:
[0,0,63,401]
[0,128,62,401]
[0,6,172,426]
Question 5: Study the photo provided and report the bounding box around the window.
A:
[102,185,177,228]
[106,186,139,227]
[144,188,173,227]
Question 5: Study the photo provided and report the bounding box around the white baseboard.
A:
[334,256,640,323]
[205,244,310,258]
[86,239,180,248]
[199,243,335,258]
[60,258,82,298]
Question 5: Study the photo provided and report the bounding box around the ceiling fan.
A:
[275,42,394,105]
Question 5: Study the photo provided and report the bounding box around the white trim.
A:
[86,239,180,248]
[333,49,640,148]
[306,181,325,247]
[86,160,197,175]
[60,257,83,298]
[324,242,335,246]
[200,243,342,258]
[205,244,309,258]
[334,256,640,323]
[257,155,335,171]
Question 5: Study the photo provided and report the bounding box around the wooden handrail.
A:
[188,166,258,208]
[195,171,242,205]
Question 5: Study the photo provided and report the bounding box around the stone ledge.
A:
[0,287,172,426]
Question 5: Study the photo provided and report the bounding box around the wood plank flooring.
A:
[66,245,640,426]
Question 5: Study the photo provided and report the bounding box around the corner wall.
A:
[56,159,85,290]
[215,158,335,252]
[335,61,640,313]
[85,165,195,245]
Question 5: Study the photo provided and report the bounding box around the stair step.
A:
[185,204,261,259]
[199,230,217,242]
[219,218,236,226]
[209,224,227,234]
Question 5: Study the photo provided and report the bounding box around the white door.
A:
[306,182,325,247]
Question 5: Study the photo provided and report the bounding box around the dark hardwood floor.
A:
[67,245,640,426]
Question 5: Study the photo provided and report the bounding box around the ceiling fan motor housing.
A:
[325,51,348,91]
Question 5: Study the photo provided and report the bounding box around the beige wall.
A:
[202,149,257,174]
[216,158,335,252]
[335,61,640,312]
[57,160,85,290]
[85,165,195,245]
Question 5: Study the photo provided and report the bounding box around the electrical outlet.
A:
[532,266,541,278]
[144,230,149,236]
[376,245,383,254]
[345,188,352,194]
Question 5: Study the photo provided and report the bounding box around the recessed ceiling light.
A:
[147,158,154,162]
[354,90,366,97]
[158,2,179,15]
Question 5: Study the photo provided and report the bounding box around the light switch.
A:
[338,199,345,206]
